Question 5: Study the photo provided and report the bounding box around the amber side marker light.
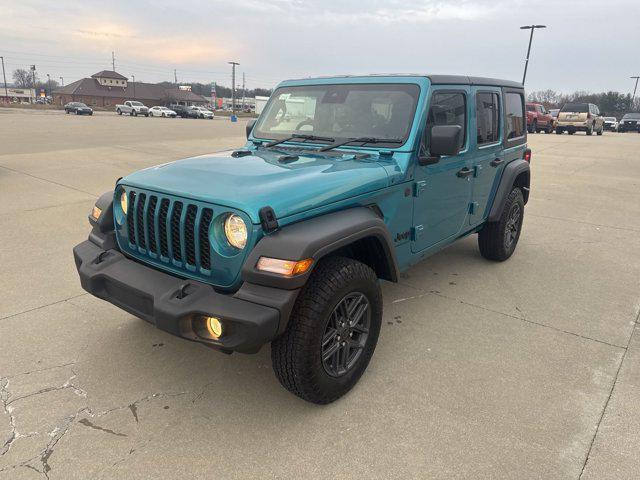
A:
[256,257,314,277]
[91,206,102,221]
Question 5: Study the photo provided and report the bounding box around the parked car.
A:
[525,102,555,134]
[116,101,149,117]
[74,74,530,404]
[602,117,618,131]
[555,102,604,135]
[64,102,93,115]
[169,104,200,118]
[149,106,177,118]
[617,113,640,132]
[191,106,215,119]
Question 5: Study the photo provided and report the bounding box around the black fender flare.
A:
[242,207,400,290]
[488,159,530,222]
[87,191,117,250]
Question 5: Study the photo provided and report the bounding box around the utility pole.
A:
[46,73,51,98]
[59,76,64,87]
[520,25,546,85]
[228,61,239,113]
[131,75,136,99]
[0,56,8,102]
[30,65,37,103]
[631,76,640,106]
[242,72,246,110]
[112,51,116,71]
[174,69,177,84]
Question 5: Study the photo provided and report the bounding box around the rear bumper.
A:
[556,121,589,130]
[73,238,298,353]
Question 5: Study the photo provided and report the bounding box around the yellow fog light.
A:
[120,190,128,214]
[205,316,223,339]
[256,257,314,277]
[91,205,102,221]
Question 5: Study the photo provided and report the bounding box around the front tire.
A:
[271,257,382,404]
[586,124,593,136]
[528,120,537,134]
[132,110,137,117]
[117,109,122,115]
[478,188,525,262]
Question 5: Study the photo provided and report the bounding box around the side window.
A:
[505,92,525,139]
[424,92,467,153]
[476,92,500,145]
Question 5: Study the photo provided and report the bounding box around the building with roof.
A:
[52,70,207,108]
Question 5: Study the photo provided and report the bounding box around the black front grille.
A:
[125,191,214,272]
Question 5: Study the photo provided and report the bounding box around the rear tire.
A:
[132,110,138,117]
[555,128,563,134]
[586,124,593,135]
[271,257,382,404]
[596,125,603,136]
[478,188,525,262]
[117,109,122,115]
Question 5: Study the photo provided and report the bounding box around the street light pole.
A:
[631,76,640,106]
[46,74,51,98]
[520,25,546,85]
[131,75,136,99]
[228,61,239,113]
[59,76,64,87]
[0,56,8,102]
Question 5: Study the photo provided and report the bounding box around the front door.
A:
[412,88,473,253]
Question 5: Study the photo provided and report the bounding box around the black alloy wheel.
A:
[321,292,370,377]
[503,203,522,251]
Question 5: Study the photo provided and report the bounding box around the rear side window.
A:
[476,92,500,145]
[505,92,525,139]
[425,92,467,152]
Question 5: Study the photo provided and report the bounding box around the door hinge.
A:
[469,202,479,215]
[413,181,427,197]
[411,225,424,240]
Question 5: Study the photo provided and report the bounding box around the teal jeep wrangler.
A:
[74,75,531,404]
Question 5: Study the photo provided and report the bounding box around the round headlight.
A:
[224,214,247,249]
[120,191,128,214]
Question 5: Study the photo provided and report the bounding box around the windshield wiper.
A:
[264,134,335,148]
[317,137,403,152]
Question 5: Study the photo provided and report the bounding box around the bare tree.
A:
[12,68,38,88]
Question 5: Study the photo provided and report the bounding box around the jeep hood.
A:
[121,148,391,224]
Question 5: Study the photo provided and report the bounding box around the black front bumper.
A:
[73,239,298,353]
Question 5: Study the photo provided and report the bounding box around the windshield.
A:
[561,103,589,113]
[604,117,616,121]
[622,113,640,119]
[253,83,420,147]
[130,101,143,106]
[77,103,87,107]
[526,105,536,111]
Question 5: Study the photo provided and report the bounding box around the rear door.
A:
[412,87,473,252]
[469,88,504,225]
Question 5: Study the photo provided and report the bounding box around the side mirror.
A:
[246,119,257,139]
[419,125,462,165]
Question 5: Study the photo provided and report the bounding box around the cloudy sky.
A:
[2,0,639,94]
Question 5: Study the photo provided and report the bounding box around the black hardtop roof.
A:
[427,75,523,89]
[284,74,523,89]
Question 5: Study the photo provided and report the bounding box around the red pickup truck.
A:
[526,102,555,134]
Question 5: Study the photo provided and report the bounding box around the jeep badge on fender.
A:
[74,75,530,404]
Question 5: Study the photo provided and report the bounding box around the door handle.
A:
[490,158,504,167]
[456,167,473,178]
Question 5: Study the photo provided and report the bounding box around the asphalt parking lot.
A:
[1,108,639,480]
